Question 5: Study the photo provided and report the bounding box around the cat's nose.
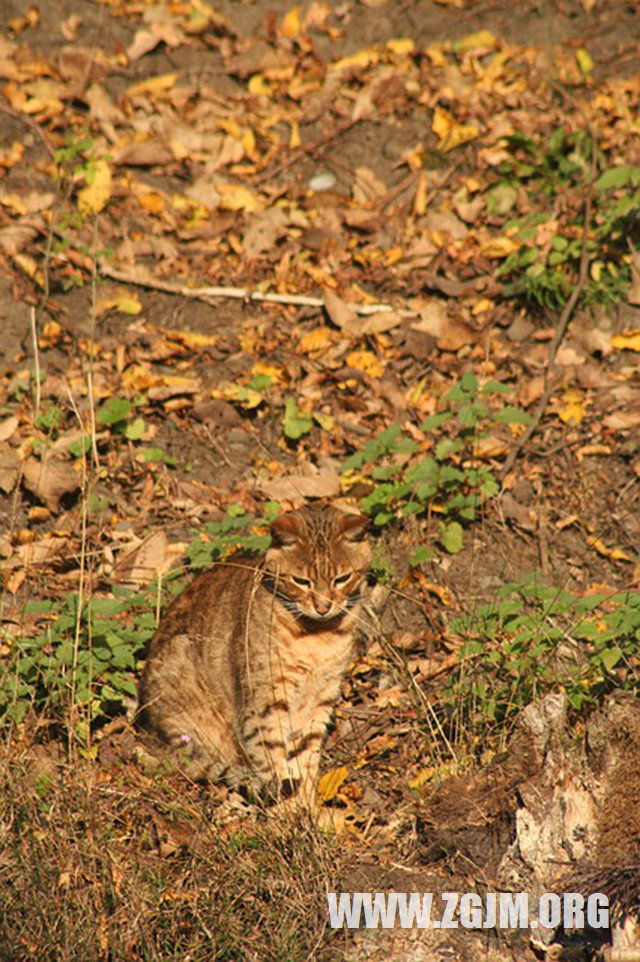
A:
[313,595,332,615]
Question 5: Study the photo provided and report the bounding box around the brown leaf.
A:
[258,468,341,504]
[0,448,20,494]
[324,289,358,332]
[113,530,174,586]
[113,141,175,167]
[410,299,478,351]
[22,455,80,511]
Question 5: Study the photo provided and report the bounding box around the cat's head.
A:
[265,504,371,623]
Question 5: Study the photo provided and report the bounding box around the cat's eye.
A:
[333,573,351,587]
[291,575,311,588]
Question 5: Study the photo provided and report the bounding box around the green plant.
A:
[442,576,640,748]
[491,131,640,309]
[341,372,530,560]
[0,506,278,734]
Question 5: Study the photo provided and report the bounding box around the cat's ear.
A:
[337,513,369,543]
[270,513,303,547]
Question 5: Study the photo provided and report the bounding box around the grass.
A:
[0,744,343,962]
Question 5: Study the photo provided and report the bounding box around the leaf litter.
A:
[0,1,640,956]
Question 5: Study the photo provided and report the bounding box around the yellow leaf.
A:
[345,350,384,378]
[432,107,478,153]
[317,766,348,803]
[167,330,217,350]
[387,38,414,56]
[611,329,640,352]
[330,49,376,73]
[215,384,264,409]
[586,536,633,563]
[313,411,334,431]
[217,182,262,212]
[289,120,301,149]
[96,289,142,317]
[576,48,594,77]
[38,321,62,349]
[251,362,284,383]
[409,767,435,789]
[413,171,428,215]
[77,158,112,215]
[298,327,333,354]
[558,390,584,425]
[127,73,179,98]
[139,192,165,213]
[471,298,493,315]
[453,29,497,52]
[248,74,272,97]
[122,364,157,391]
[478,235,521,258]
[281,6,302,37]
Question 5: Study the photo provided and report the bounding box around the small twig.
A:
[29,307,41,416]
[97,259,414,317]
[255,117,361,184]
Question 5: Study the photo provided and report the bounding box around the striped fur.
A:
[139,504,370,801]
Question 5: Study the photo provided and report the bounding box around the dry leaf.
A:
[345,350,384,378]
[586,535,634,564]
[317,766,348,802]
[258,468,340,503]
[324,289,358,331]
[298,327,333,354]
[22,455,80,511]
[410,300,478,351]
[113,530,175,586]
[432,107,478,153]
[557,390,585,425]
[610,329,640,352]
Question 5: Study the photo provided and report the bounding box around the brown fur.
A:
[139,504,371,801]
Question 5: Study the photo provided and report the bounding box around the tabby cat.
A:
[139,503,371,802]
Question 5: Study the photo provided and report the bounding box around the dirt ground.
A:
[1,0,640,959]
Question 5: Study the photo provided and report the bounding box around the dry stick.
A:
[500,177,594,482]
[255,116,361,184]
[29,306,41,416]
[97,260,414,317]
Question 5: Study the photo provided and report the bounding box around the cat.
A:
[139,503,371,802]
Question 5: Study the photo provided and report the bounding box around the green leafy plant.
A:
[442,577,640,748]
[0,505,278,735]
[341,372,530,559]
[491,130,640,309]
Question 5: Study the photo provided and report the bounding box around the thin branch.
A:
[97,260,414,317]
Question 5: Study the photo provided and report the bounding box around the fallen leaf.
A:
[258,468,340,503]
[0,448,20,494]
[298,327,333,354]
[317,766,348,803]
[345,350,384,378]
[324,289,359,331]
[557,390,585,425]
[22,455,80,511]
[114,530,175,586]
[77,158,112,215]
[586,535,634,564]
[432,107,478,153]
[610,329,640,352]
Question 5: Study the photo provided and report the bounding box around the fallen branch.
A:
[97,260,412,317]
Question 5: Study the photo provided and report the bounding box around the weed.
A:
[493,131,640,309]
[442,576,640,749]
[341,372,530,560]
[0,507,278,735]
